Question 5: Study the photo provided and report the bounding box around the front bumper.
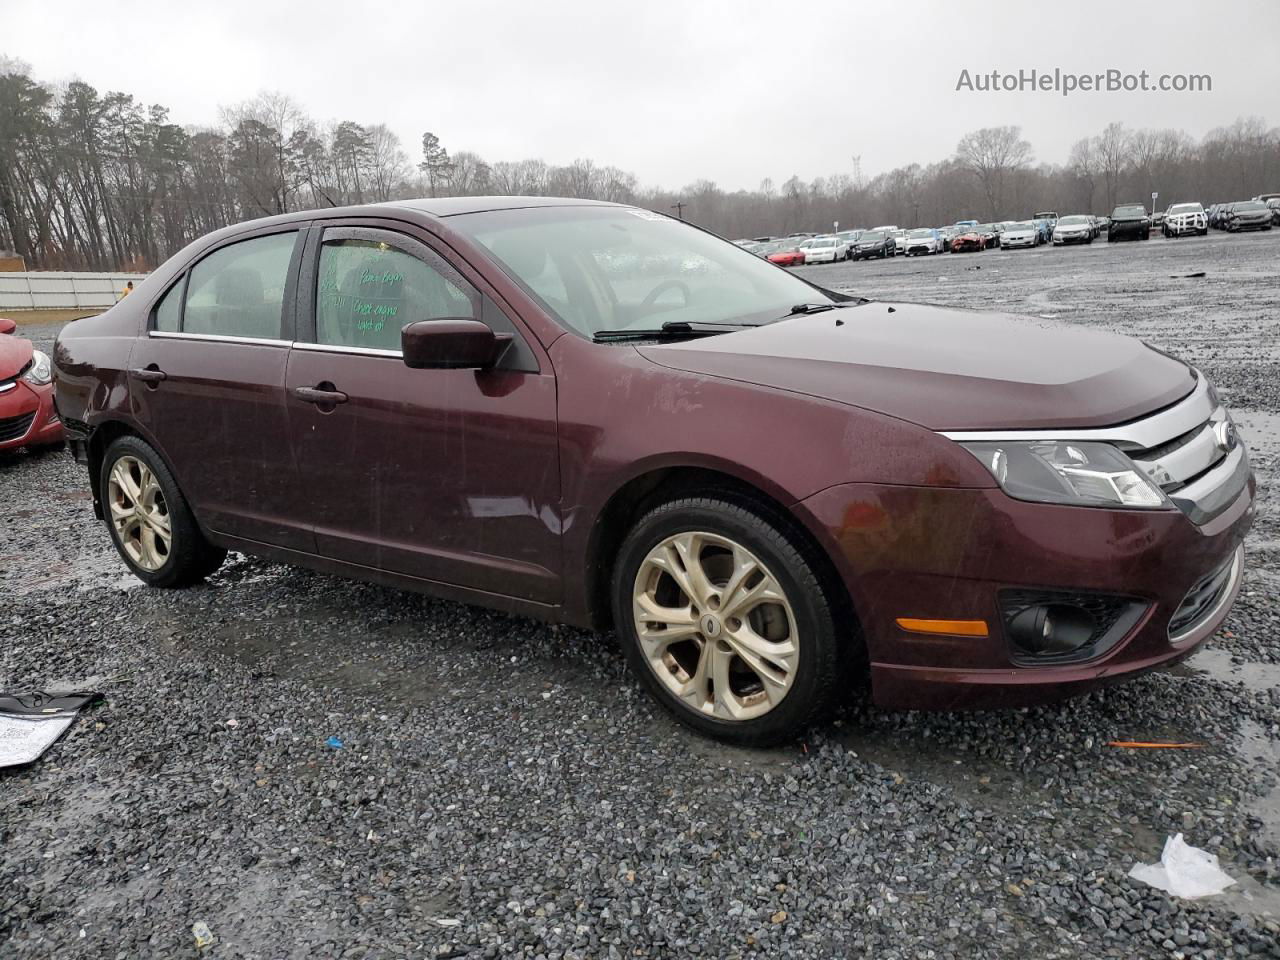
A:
[0,379,63,451]
[799,467,1255,710]
[1166,217,1206,235]
[1053,232,1091,244]
[1003,236,1036,248]
[1109,222,1148,239]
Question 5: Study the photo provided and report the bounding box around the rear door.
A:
[284,221,561,603]
[128,226,313,551]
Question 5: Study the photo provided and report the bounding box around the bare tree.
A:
[956,126,1033,220]
[1067,138,1097,213]
[1094,122,1130,212]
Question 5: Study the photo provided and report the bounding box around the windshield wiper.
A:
[592,320,752,342]
[777,301,863,320]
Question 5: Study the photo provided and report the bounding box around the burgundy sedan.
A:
[1,317,64,452]
[53,198,1254,745]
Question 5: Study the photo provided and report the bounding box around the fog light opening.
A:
[1007,603,1097,656]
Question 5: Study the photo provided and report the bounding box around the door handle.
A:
[129,367,166,384]
[293,385,349,405]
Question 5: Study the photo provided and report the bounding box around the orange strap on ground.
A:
[1106,741,1204,749]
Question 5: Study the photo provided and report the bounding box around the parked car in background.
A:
[0,317,64,453]
[836,229,864,248]
[974,224,1001,248]
[53,196,1255,745]
[904,228,943,256]
[850,230,896,260]
[1252,193,1280,203]
[803,236,849,264]
[1150,211,1166,229]
[950,229,985,253]
[1000,221,1039,249]
[1268,199,1280,226]
[1094,215,1111,232]
[953,220,978,229]
[1221,199,1273,232]
[873,225,900,233]
[764,241,807,267]
[1108,204,1151,241]
[1162,203,1208,238]
[1052,215,1095,245]
[1033,211,1059,229]
[891,230,910,255]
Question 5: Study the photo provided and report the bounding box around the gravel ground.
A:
[2,230,1279,959]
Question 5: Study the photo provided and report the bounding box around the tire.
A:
[611,497,844,746]
[99,435,226,587]
[1198,228,1208,236]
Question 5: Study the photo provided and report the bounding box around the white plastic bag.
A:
[1129,833,1236,899]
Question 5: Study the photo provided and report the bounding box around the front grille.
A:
[0,410,36,443]
[1168,551,1238,640]
[999,589,1148,664]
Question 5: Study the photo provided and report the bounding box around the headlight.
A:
[22,349,52,386]
[958,440,1167,509]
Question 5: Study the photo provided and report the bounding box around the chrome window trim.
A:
[291,341,403,359]
[149,331,288,347]
[940,374,1211,447]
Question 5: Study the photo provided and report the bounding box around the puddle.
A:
[8,551,141,598]
[1208,718,1280,919]
[1181,646,1280,694]
[1234,410,1280,459]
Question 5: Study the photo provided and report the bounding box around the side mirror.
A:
[0,318,15,336]
[401,319,512,370]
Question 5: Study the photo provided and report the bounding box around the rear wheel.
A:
[100,436,226,587]
[612,497,843,746]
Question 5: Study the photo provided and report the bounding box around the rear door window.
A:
[183,232,298,339]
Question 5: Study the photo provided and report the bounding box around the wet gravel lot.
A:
[2,230,1279,959]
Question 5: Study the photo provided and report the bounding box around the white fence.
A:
[0,272,150,311]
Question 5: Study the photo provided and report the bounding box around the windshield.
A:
[1008,221,1035,229]
[812,238,836,247]
[907,229,933,238]
[1113,205,1146,217]
[1059,216,1088,225]
[1168,203,1203,214]
[455,205,838,338]
[1235,201,1266,212]
[860,232,885,242]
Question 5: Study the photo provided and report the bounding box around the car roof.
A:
[389,195,626,217]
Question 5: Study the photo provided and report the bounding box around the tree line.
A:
[2,57,1277,271]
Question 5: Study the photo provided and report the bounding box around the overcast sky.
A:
[5,0,1278,191]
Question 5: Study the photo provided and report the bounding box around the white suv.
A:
[1163,202,1209,237]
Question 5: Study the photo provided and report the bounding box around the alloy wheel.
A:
[107,455,171,571]
[632,531,799,721]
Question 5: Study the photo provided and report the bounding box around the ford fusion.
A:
[53,198,1255,745]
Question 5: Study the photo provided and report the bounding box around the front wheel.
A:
[612,497,844,746]
[100,435,226,587]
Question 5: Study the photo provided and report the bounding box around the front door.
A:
[129,227,313,551]
[284,224,560,603]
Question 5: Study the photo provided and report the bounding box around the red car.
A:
[950,231,985,253]
[53,198,1253,746]
[0,317,63,452]
[765,243,806,267]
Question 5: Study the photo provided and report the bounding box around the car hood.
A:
[636,302,1195,431]
[0,333,33,380]
[1004,230,1036,238]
